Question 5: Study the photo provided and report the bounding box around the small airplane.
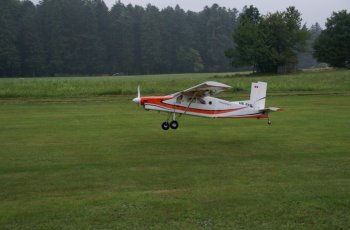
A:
[132,81,281,130]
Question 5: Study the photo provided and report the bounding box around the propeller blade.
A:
[137,85,140,98]
[132,85,141,105]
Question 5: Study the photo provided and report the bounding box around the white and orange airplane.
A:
[132,81,281,130]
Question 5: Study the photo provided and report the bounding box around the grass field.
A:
[0,70,349,229]
[0,69,349,97]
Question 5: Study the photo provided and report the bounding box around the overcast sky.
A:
[32,0,350,27]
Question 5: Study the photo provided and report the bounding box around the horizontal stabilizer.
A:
[260,107,282,112]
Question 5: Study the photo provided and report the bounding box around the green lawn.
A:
[0,69,349,97]
[0,90,349,228]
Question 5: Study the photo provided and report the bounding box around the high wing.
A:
[176,81,231,97]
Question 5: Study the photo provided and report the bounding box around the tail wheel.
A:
[170,120,179,129]
[161,122,170,130]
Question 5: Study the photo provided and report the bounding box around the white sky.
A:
[31,0,350,27]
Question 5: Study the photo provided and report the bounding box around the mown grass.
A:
[0,94,349,229]
[0,69,349,98]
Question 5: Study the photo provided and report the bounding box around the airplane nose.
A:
[132,97,140,104]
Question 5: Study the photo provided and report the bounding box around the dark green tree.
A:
[176,48,204,72]
[129,5,144,75]
[18,0,44,76]
[0,0,21,76]
[109,1,126,74]
[160,5,198,73]
[140,4,163,74]
[313,10,350,67]
[226,6,309,73]
[297,23,322,69]
[37,0,106,75]
[225,5,261,70]
[199,4,238,72]
[90,0,111,73]
[120,4,136,74]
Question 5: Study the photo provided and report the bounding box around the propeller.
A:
[132,86,141,105]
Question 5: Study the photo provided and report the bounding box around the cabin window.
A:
[176,95,183,104]
[198,98,206,104]
[209,101,212,105]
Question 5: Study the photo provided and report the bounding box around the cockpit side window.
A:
[198,98,206,104]
[176,95,183,104]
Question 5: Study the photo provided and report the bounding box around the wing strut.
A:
[176,93,197,120]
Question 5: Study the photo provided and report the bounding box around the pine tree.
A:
[0,0,21,76]
[90,0,110,73]
[297,23,322,69]
[200,4,238,72]
[18,0,44,76]
[140,4,163,74]
[38,0,106,75]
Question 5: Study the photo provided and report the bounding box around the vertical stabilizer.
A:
[250,81,267,109]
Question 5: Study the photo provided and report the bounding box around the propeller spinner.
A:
[132,86,141,104]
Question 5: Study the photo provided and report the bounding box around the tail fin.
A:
[250,81,267,110]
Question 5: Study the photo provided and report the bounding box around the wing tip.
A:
[204,81,232,89]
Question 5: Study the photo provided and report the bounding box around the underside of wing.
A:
[179,81,231,97]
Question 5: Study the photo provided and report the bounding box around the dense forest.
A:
[0,0,323,77]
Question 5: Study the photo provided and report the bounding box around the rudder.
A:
[250,81,267,109]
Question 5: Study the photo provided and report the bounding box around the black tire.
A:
[268,120,272,125]
[161,122,170,130]
[170,120,179,129]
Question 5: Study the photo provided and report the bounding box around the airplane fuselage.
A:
[139,94,267,118]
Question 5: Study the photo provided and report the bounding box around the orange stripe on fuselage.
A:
[140,96,173,106]
[141,96,245,115]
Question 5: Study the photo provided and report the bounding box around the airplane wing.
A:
[178,81,231,97]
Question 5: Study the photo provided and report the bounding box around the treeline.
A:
[0,0,330,77]
[0,0,239,77]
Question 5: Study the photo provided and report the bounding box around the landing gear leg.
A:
[170,113,179,129]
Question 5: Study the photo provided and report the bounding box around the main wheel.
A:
[170,120,179,129]
[161,122,170,130]
[268,120,272,125]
